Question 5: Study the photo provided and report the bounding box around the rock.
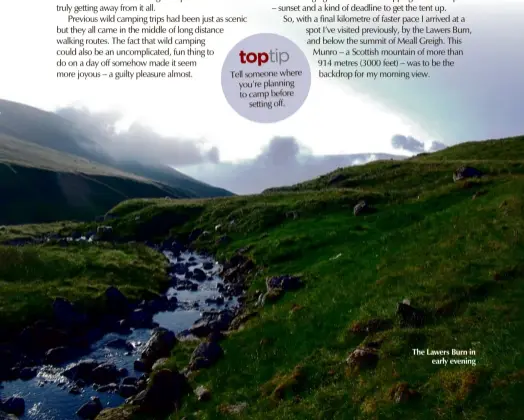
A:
[218,402,248,415]
[207,331,225,342]
[0,410,18,419]
[71,231,82,240]
[189,341,223,370]
[229,311,258,331]
[151,358,169,371]
[45,346,71,365]
[0,397,25,417]
[94,406,138,420]
[453,166,483,182]
[0,346,19,380]
[69,386,82,395]
[105,287,130,315]
[76,396,103,419]
[116,319,131,334]
[202,262,214,270]
[128,309,154,328]
[136,378,147,392]
[138,328,177,371]
[19,367,38,380]
[204,296,225,305]
[266,275,302,291]
[130,369,190,416]
[133,360,147,372]
[353,200,370,216]
[346,347,379,371]
[193,268,207,281]
[119,384,138,398]
[96,226,113,241]
[189,310,234,337]
[91,363,122,385]
[259,289,284,306]
[396,302,426,327]
[62,359,100,382]
[97,314,121,335]
[96,383,118,393]
[52,298,88,330]
[106,339,134,351]
[122,376,137,386]
[388,382,421,403]
[72,331,99,350]
[145,296,168,313]
[194,385,211,401]
[171,262,188,275]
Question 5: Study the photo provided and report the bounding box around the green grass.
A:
[0,242,168,336]
[89,135,524,420]
[4,134,524,419]
[0,221,82,242]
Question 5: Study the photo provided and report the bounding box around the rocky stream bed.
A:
[0,237,257,419]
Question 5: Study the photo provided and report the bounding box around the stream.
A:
[0,249,236,419]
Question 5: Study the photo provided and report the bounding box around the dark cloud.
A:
[391,134,425,153]
[55,106,219,166]
[180,136,405,194]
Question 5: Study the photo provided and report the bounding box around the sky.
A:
[0,0,523,193]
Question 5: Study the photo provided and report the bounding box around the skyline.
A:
[0,0,523,191]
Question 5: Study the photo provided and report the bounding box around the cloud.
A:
[179,136,404,194]
[55,106,219,166]
[391,134,425,154]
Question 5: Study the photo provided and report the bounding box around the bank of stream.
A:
[0,242,240,419]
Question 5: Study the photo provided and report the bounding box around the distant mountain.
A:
[0,98,233,198]
[181,152,406,194]
[0,98,233,225]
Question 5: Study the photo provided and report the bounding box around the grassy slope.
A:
[98,135,524,420]
[2,135,523,419]
[0,242,168,338]
[0,134,196,224]
[0,98,234,199]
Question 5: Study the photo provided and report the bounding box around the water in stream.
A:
[0,250,235,419]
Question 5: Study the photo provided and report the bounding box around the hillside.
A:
[0,134,191,224]
[1,134,523,419]
[0,98,233,224]
[0,98,233,200]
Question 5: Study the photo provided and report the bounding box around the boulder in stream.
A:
[62,359,100,382]
[135,328,177,372]
[44,346,72,365]
[76,396,102,419]
[0,397,25,417]
[91,363,123,385]
[192,268,207,281]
